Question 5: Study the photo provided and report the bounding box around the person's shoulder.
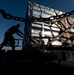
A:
[12,25,18,28]
[11,25,16,27]
[11,26,18,29]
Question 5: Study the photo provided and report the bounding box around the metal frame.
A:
[0,2,74,49]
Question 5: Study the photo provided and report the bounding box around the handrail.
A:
[6,39,23,47]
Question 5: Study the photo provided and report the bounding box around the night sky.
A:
[0,0,74,50]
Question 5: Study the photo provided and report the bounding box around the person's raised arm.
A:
[16,30,24,38]
[17,29,24,35]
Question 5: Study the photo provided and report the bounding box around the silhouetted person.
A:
[0,24,24,50]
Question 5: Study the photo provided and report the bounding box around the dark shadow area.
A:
[0,49,74,74]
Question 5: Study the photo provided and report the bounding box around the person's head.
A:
[16,24,20,28]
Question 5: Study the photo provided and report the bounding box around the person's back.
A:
[6,24,20,35]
